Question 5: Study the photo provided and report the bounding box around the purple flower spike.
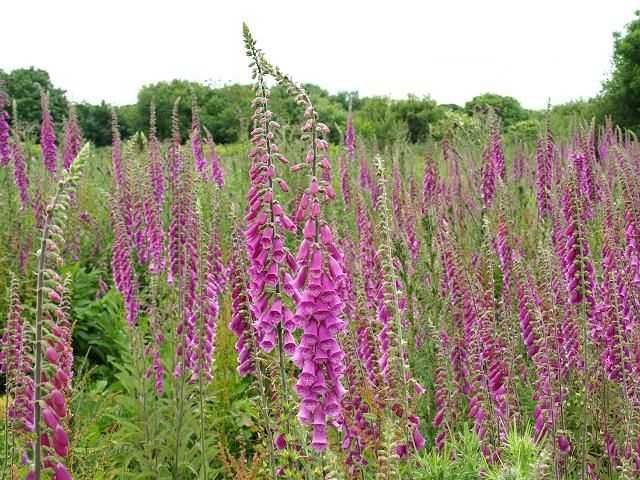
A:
[40,91,58,174]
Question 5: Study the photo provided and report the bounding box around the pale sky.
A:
[3,1,637,109]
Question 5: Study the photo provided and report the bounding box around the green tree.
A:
[0,67,68,132]
[76,102,113,147]
[465,93,528,128]
[601,10,640,131]
[136,80,210,140]
[355,97,405,148]
[391,95,444,143]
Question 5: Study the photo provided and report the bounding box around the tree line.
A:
[1,10,638,147]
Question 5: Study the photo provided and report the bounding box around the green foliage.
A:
[409,425,545,480]
[392,95,444,143]
[65,265,127,380]
[507,119,541,143]
[75,102,113,146]
[601,10,640,132]
[136,80,215,139]
[0,67,68,132]
[355,97,406,148]
[465,93,529,128]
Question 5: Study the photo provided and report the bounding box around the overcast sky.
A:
[3,1,637,109]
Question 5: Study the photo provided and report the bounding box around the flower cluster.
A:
[0,99,10,166]
[40,91,58,174]
[62,105,82,170]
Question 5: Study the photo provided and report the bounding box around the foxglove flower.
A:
[561,181,595,307]
[243,35,297,359]
[267,72,347,451]
[359,151,371,191]
[339,154,351,206]
[0,104,9,166]
[481,144,496,209]
[62,105,82,170]
[40,91,57,174]
[345,109,356,160]
[489,121,505,179]
[205,128,224,188]
[111,208,138,326]
[422,153,438,214]
[11,140,30,209]
[535,128,554,218]
[229,230,257,377]
[1,275,34,434]
[194,229,225,382]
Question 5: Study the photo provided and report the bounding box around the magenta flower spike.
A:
[422,153,438,215]
[481,145,496,209]
[345,107,356,161]
[339,154,351,206]
[62,105,82,170]
[490,121,505,180]
[0,99,10,166]
[11,140,30,209]
[205,128,224,188]
[40,91,58,174]
[111,210,138,327]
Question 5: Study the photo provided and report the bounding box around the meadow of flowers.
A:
[0,25,639,480]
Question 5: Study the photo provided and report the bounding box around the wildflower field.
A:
[1,24,640,480]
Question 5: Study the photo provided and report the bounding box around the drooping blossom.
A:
[481,145,496,209]
[111,208,138,326]
[229,229,257,377]
[194,228,226,382]
[170,168,200,378]
[145,294,165,395]
[0,274,34,434]
[243,38,297,361]
[284,83,346,451]
[142,171,164,275]
[345,108,356,160]
[422,153,438,214]
[374,154,425,455]
[489,120,505,180]
[62,105,82,170]
[339,154,351,206]
[40,91,58,174]
[205,128,224,188]
[359,150,371,191]
[535,127,554,218]
[11,140,30,209]
[561,180,595,308]
[0,102,10,166]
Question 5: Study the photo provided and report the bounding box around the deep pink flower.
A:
[10,140,30,209]
[0,107,10,166]
[62,105,82,170]
[345,110,356,161]
[40,91,58,174]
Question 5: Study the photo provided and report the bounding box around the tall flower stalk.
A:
[242,27,300,456]
[40,91,58,175]
[261,41,348,453]
[32,143,88,480]
[374,153,424,456]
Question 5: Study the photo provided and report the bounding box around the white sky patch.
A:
[3,0,636,109]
